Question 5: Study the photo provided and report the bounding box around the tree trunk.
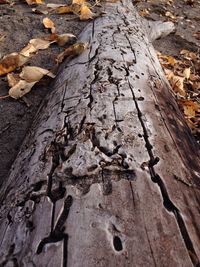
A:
[0,1,200,266]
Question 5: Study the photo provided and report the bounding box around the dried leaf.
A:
[79,4,95,20]
[56,42,87,63]
[19,66,55,82]
[47,3,65,8]
[72,0,85,4]
[9,80,37,99]
[20,43,37,57]
[180,100,199,117]
[43,17,56,33]
[171,75,185,96]
[32,6,48,14]
[0,53,28,76]
[57,5,72,13]
[29,38,51,50]
[7,73,20,87]
[0,53,19,75]
[183,67,190,79]
[0,34,6,42]
[25,0,44,5]
[57,33,77,46]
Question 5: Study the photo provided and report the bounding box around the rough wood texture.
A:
[0,1,200,266]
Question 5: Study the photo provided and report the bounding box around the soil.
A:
[0,0,199,187]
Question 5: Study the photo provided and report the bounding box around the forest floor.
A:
[0,0,199,186]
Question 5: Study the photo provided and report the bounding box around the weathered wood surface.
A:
[0,0,200,266]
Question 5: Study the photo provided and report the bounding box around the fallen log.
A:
[0,0,200,266]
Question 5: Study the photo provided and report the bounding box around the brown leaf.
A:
[57,33,77,46]
[0,53,28,76]
[56,5,72,14]
[72,0,85,4]
[56,42,87,63]
[79,4,95,20]
[32,6,48,14]
[179,100,199,118]
[25,0,44,5]
[43,17,56,33]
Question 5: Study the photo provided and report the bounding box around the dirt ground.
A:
[0,0,199,187]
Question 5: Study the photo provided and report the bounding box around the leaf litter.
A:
[158,49,200,141]
[0,9,92,99]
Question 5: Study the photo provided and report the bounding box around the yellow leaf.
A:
[183,67,190,79]
[43,17,56,33]
[25,0,44,5]
[79,5,95,20]
[19,66,55,82]
[9,80,37,99]
[170,75,186,96]
[180,100,199,118]
[72,0,85,4]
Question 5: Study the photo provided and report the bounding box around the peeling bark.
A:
[0,1,200,267]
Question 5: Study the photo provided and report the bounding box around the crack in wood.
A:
[127,75,200,266]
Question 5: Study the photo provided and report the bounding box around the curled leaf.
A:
[43,17,56,33]
[56,42,87,63]
[170,75,186,96]
[7,73,20,87]
[57,33,77,46]
[179,100,199,118]
[9,80,37,99]
[79,4,95,20]
[20,43,37,57]
[0,53,28,76]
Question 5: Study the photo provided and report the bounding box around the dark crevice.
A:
[127,78,200,266]
[124,33,137,64]
[36,195,73,267]
[113,236,123,251]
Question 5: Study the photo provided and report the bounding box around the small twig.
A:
[0,94,9,99]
